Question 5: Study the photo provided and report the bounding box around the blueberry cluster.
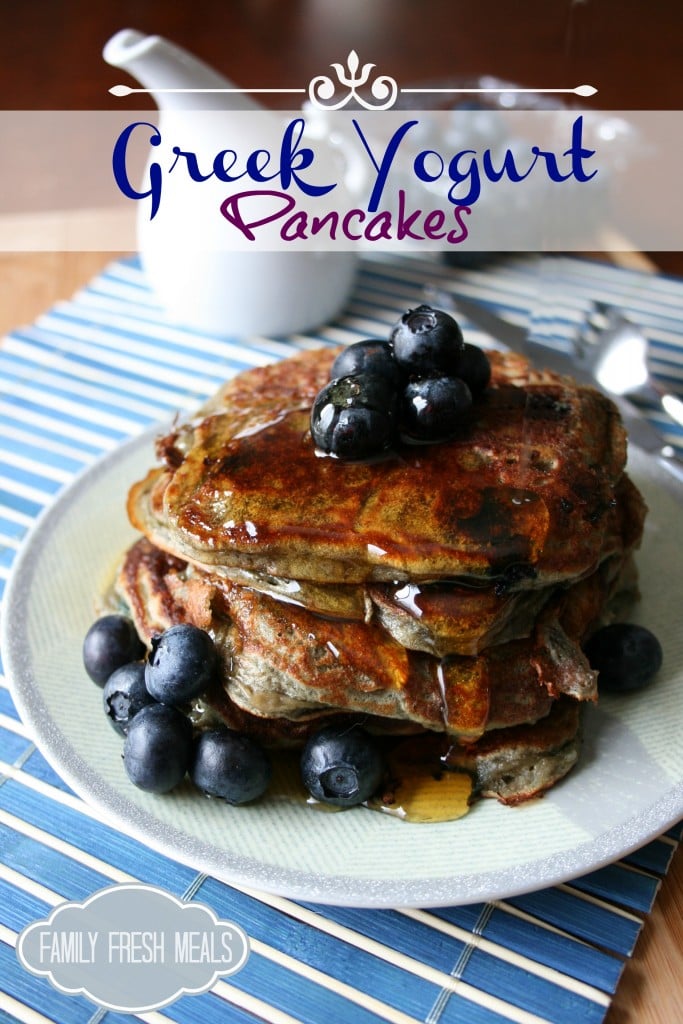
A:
[310,304,491,461]
[84,615,387,809]
[83,615,272,802]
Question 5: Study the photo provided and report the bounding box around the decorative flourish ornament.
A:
[308,51,399,110]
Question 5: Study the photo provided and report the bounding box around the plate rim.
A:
[3,426,683,908]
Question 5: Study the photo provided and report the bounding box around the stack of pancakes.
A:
[116,346,646,805]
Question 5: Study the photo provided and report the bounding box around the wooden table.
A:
[2,3,682,1019]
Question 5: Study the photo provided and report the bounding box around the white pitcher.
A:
[103,29,358,338]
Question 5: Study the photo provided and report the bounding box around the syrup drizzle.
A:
[368,736,473,822]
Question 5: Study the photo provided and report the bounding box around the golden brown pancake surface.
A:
[128,347,628,586]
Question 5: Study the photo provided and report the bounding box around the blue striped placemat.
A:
[1,253,682,1024]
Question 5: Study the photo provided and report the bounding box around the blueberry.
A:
[454,343,491,396]
[103,661,155,736]
[401,375,472,442]
[145,624,217,705]
[330,340,400,386]
[300,724,385,807]
[83,614,146,687]
[191,728,272,805]
[310,374,397,460]
[391,304,465,376]
[584,623,663,693]
[123,703,193,793]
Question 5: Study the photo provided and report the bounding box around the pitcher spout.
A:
[103,28,264,111]
[103,28,359,337]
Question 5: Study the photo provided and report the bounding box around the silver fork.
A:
[575,302,683,429]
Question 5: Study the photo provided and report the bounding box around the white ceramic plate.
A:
[3,429,683,908]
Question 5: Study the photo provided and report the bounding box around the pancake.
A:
[444,698,581,805]
[113,534,642,742]
[128,346,629,587]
